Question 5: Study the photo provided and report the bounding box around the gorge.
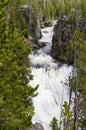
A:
[30,20,72,130]
[0,1,86,130]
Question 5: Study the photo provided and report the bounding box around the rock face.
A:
[29,123,44,130]
[51,16,86,64]
[26,36,45,51]
[20,5,42,40]
[20,5,45,51]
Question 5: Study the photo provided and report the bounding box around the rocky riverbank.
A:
[51,15,86,64]
[20,5,47,51]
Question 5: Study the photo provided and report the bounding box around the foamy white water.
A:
[30,20,72,130]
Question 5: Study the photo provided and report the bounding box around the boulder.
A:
[29,123,44,130]
[26,36,45,51]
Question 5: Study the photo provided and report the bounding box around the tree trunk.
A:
[29,0,32,35]
[76,0,80,27]
[73,47,78,130]
[73,94,78,130]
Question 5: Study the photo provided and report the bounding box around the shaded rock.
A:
[38,14,44,28]
[29,123,44,130]
[20,5,46,51]
[51,16,86,64]
[27,36,45,51]
[20,5,42,39]
[26,36,38,50]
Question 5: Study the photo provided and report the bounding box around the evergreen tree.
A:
[51,117,59,130]
[62,101,73,130]
[0,0,38,129]
[66,29,86,129]
[76,39,86,130]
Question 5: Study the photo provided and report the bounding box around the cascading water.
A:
[30,20,72,130]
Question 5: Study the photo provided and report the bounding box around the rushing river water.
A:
[30,20,72,130]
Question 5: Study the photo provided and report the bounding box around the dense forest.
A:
[0,0,86,130]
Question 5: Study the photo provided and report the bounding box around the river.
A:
[30,20,72,130]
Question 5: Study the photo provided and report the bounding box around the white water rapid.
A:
[30,20,72,130]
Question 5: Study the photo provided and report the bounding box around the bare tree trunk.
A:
[67,78,73,130]
[73,94,78,130]
[76,0,80,27]
[69,79,72,106]
[29,0,32,35]
[73,47,78,130]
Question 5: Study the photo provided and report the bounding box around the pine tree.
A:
[76,39,86,130]
[62,101,73,130]
[0,0,38,129]
[51,117,59,130]
[66,29,86,130]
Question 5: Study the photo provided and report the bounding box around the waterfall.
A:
[30,20,72,130]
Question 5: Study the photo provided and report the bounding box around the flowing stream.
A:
[30,20,72,130]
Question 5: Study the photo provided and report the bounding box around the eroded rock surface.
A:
[51,16,86,64]
[29,123,44,130]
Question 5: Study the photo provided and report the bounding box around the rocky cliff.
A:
[51,16,86,64]
[20,5,45,50]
